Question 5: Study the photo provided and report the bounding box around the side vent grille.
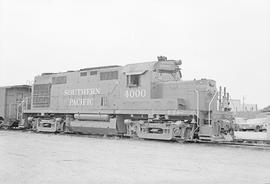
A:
[52,76,67,84]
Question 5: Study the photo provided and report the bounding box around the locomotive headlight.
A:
[28,117,33,122]
[208,80,216,87]
[55,118,62,122]
[174,60,182,65]
[207,90,213,97]
[207,89,216,97]
[207,80,216,97]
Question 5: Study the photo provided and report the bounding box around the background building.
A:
[229,99,258,112]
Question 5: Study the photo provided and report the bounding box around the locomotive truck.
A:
[16,56,234,142]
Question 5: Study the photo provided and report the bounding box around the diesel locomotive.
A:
[14,56,234,142]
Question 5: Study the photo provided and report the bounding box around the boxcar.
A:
[0,85,31,128]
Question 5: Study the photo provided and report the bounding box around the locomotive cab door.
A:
[123,71,149,99]
[118,66,151,111]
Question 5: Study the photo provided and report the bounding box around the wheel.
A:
[173,128,181,137]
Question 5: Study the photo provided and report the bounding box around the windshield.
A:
[153,70,182,82]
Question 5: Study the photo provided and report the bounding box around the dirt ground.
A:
[0,131,270,184]
[234,131,268,140]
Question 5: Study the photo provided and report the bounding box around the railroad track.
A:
[1,129,270,150]
[196,140,270,150]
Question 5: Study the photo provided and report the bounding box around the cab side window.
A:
[127,75,140,87]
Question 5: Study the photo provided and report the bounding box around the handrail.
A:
[189,90,200,140]
[208,90,218,126]
[16,100,24,120]
[16,97,30,120]
[194,90,199,124]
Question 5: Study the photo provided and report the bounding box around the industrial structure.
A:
[229,99,258,112]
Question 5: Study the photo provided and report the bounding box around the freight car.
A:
[20,56,234,142]
[0,85,31,129]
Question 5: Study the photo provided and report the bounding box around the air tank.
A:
[74,114,110,121]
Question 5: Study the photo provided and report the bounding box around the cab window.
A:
[127,75,139,87]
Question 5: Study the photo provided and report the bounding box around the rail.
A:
[16,97,31,120]
[195,90,199,123]
[189,90,200,140]
[208,90,218,126]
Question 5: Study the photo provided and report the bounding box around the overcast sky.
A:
[0,0,269,108]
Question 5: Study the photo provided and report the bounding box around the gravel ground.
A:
[0,131,270,184]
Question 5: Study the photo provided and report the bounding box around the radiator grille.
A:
[33,84,51,108]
